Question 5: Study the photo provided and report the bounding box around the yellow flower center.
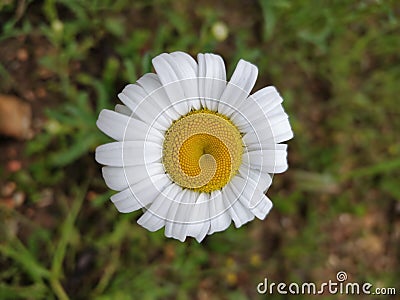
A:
[163,109,243,193]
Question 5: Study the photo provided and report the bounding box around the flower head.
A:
[95,52,293,242]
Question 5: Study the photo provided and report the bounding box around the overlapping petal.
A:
[242,144,289,174]
[231,86,294,146]
[217,59,258,116]
[95,141,162,167]
[110,174,171,213]
[96,109,164,143]
[208,190,231,235]
[152,51,200,114]
[118,74,178,130]
[102,163,164,191]
[197,53,227,111]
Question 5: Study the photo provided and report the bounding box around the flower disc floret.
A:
[163,109,243,193]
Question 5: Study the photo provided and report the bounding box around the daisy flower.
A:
[95,51,293,242]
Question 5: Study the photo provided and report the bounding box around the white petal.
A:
[250,86,283,112]
[231,86,283,128]
[137,208,165,232]
[233,101,287,130]
[118,77,174,131]
[186,193,210,242]
[246,109,293,144]
[102,163,164,191]
[243,117,294,146]
[229,175,272,220]
[243,144,288,174]
[96,109,164,143]
[238,163,272,192]
[250,195,273,220]
[228,86,293,149]
[165,189,197,241]
[234,86,282,120]
[197,53,227,111]
[173,51,197,68]
[222,181,254,228]
[137,184,181,232]
[265,105,289,126]
[208,190,231,234]
[136,73,168,108]
[95,141,162,167]
[136,73,178,126]
[114,104,132,116]
[164,189,187,242]
[268,118,294,143]
[230,99,260,130]
[118,84,145,112]
[218,59,258,116]
[169,52,199,107]
[152,52,199,114]
[110,174,171,213]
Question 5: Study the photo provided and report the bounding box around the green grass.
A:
[1,0,399,299]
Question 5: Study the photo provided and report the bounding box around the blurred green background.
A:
[0,0,399,299]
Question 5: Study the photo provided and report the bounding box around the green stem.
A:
[340,158,400,181]
[50,183,88,299]
[50,278,69,300]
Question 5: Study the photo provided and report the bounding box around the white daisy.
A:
[95,51,293,242]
